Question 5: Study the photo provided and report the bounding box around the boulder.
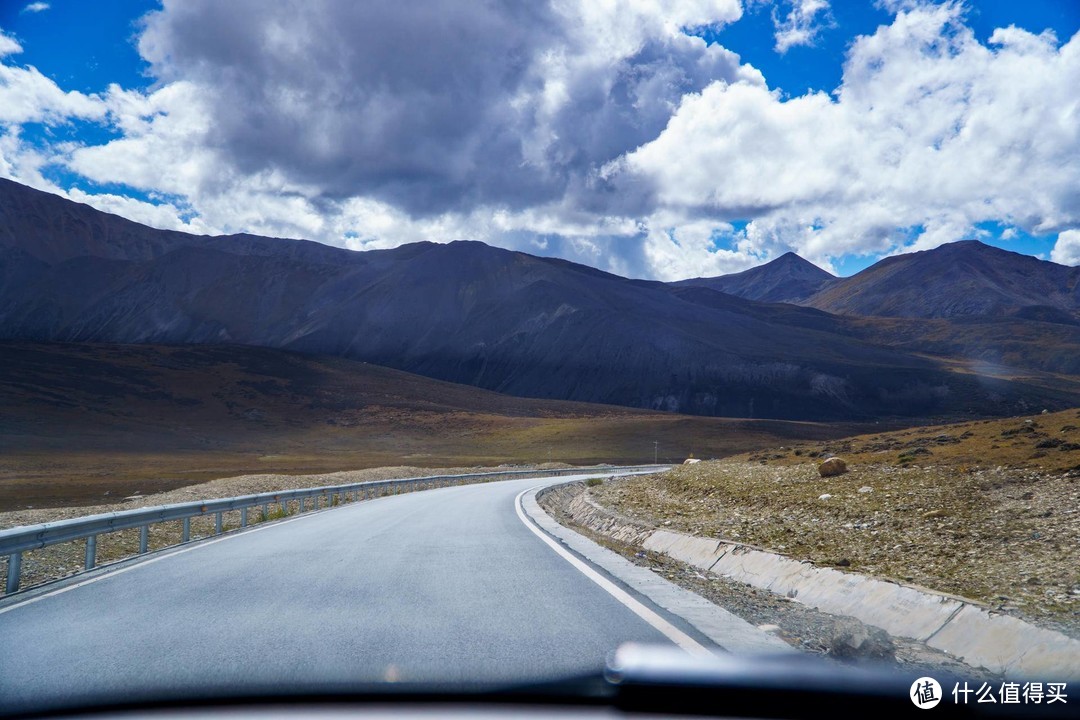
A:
[683,458,701,465]
[829,619,896,663]
[818,457,848,477]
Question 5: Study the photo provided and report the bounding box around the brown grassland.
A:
[592,408,1080,635]
[0,342,866,511]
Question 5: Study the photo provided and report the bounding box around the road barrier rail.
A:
[0,464,668,595]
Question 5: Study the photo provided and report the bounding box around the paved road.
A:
[0,475,690,706]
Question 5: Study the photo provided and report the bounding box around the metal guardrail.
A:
[0,464,668,595]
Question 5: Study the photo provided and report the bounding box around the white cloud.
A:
[66,187,210,234]
[0,31,105,124]
[2,1,1079,282]
[617,1,1080,272]
[0,32,21,58]
[1051,230,1080,266]
[772,0,832,54]
[68,82,214,195]
[22,2,50,13]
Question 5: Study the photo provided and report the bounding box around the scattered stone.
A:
[818,494,833,501]
[828,619,897,663]
[683,458,701,465]
[921,509,949,519]
[818,457,847,477]
[858,486,873,493]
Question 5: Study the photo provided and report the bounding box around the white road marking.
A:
[515,486,712,658]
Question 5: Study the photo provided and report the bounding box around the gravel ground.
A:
[0,463,569,596]
[591,462,1080,639]
[539,484,999,680]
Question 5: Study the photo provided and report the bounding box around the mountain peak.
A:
[764,251,834,277]
[672,251,835,304]
[806,239,1080,320]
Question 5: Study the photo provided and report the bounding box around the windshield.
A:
[1,0,1078,717]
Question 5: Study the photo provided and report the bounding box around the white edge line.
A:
[515,485,712,658]
[0,508,321,616]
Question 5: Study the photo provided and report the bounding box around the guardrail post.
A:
[6,552,21,594]
[85,535,97,570]
[262,503,269,520]
[139,526,149,554]
[182,518,190,542]
[215,512,223,535]
[299,497,305,513]
[241,507,248,527]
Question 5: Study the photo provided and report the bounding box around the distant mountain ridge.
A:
[802,240,1080,322]
[675,252,836,303]
[1,178,1076,420]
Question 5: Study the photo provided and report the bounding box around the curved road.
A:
[0,475,704,706]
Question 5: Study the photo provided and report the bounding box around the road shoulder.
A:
[519,481,794,655]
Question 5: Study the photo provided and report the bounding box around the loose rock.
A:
[818,457,848,477]
[829,619,897,663]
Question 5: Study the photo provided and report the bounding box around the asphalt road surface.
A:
[0,474,695,707]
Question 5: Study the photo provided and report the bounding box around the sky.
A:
[0,0,1078,279]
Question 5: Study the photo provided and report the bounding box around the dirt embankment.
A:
[590,410,1080,638]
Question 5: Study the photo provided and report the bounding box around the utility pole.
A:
[653,441,658,464]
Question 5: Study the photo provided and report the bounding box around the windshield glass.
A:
[1,0,1078,716]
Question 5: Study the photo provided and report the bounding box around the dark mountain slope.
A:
[0,181,1074,420]
[805,240,1080,321]
[0,177,362,266]
[674,252,836,303]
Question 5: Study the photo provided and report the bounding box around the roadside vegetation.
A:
[591,409,1080,636]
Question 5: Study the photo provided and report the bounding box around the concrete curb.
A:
[552,483,1080,679]
[520,483,794,655]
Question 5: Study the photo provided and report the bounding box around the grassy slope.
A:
[592,408,1080,633]
[0,342,865,509]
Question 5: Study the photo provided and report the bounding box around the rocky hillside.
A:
[673,251,836,304]
[803,240,1080,322]
[3,180,1070,420]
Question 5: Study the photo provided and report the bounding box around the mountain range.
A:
[2,177,1078,421]
[680,240,1080,323]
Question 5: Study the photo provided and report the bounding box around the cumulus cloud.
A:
[133,0,747,218]
[616,1,1080,274]
[1051,230,1080,266]
[21,2,50,13]
[772,0,832,53]
[0,30,104,124]
[1,1,1079,281]
[0,32,20,57]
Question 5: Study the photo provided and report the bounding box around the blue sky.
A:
[0,1,154,93]
[0,1,1078,279]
